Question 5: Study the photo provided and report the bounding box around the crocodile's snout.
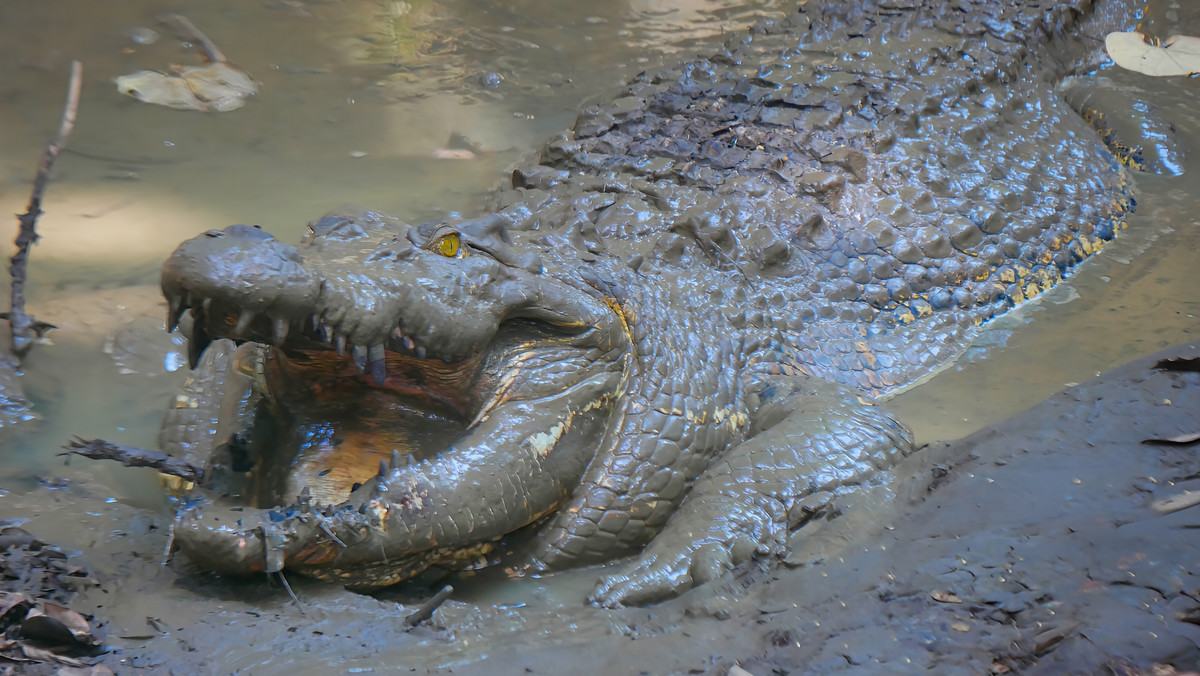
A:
[162,224,320,337]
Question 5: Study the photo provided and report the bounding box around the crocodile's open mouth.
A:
[153,217,631,587]
[219,321,502,510]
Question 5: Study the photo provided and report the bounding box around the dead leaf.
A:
[115,62,256,112]
[1155,356,1200,372]
[1152,491,1200,515]
[1106,31,1200,76]
[20,603,98,647]
[0,591,30,620]
[1034,621,1080,655]
[57,665,116,676]
[19,644,87,667]
[1142,431,1200,446]
[433,149,478,160]
[931,590,963,603]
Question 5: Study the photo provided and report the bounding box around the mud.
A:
[36,341,1185,675]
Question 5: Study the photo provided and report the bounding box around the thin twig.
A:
[403,585,454,628]
[276,571,306,615]
[9,60,82,358]
[62,437,205,483]
[159,14,226,63]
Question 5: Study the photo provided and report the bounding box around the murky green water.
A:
[0,0,1196,670]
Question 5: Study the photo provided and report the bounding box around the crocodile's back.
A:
[494,0,1138,394]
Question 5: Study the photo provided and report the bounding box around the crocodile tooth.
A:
[201,297,212,312]
[271,317,289,345]
[297,486,312,512]
[390,449,402,471]
[352,345,368,373]
[377,459,388,479]
[416,345,427,360]
[309,314,319,332]
[406,454,415,468]
[167,295,185,332]
[187,322,211,369]
[401,336,414,351]
[367,344,386,385]
[234,311,257,337]
[334,334,346,356]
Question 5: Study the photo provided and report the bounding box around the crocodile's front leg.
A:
[589,376,913,607]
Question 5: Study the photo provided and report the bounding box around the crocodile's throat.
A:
[240,344,481,508]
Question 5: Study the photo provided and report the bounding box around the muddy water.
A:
[0,0,1197,671]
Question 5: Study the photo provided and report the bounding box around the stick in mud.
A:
[7,60,81,357]
[404,585,454,628]
[62,437,205,484]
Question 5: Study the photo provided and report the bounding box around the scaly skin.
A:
[152,0,1149,605]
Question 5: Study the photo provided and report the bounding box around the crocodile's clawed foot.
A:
[588,536,759,607]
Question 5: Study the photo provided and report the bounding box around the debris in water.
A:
[1105,31,1200,77]
[115,14,257,112]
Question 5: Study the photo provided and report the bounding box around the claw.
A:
[352,345,368,373]
[368,343,386,385]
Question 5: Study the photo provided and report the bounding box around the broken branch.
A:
[62,437,205,484]
[8,60,82,358]
[403,585,454,628]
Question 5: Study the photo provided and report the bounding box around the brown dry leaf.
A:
[931,590,963,603]
[1106,31,1200,76]
[21,602,98,647]
[0,591,30,619]
[1155,356,1200,372]
[57,665,116,676]
[1033,621,1080,655]
[19,644,87,667]
[1142,431,1200,446]
[1152,491,1200,515]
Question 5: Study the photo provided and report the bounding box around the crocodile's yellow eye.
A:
[435,233,460,257]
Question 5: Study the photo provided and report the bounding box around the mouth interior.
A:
[240,344,487,509]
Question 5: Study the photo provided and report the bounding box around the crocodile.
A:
[147,0,1147,606]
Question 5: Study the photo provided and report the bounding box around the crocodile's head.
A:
[160,209,631,588]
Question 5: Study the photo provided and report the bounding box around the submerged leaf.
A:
[1106,31,1200,76]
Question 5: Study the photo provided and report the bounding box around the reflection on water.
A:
[0,0,1196,664]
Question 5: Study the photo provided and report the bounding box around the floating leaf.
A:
[115,62,257,112]
[1106,31,1200,77]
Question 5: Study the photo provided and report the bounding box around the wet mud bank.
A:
[69,341,1197,674]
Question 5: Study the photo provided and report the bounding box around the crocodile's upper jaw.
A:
[160,213,631,585]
